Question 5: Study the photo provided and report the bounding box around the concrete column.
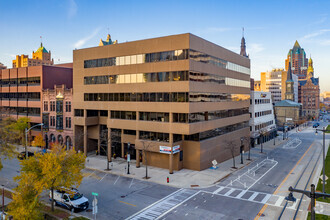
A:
[169,133,173,174]
[97,125,101,154]
[107,127,112,162]
[136,149,140,168]
[83,125,87,157]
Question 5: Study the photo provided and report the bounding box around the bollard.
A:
[167,176,169,183]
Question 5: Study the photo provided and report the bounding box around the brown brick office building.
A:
[73,33,250,172]
[0,65,72,141]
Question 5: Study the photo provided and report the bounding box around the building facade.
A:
[249,91,276,146]
[73,33,251,172]
[254,80,261,91]
[285,41,308,80]
[0,62,6,70]
[42,84,73,149]
[299,58,320,119]
[12,43,54,68]
[0,65,72,141]
[260,68,298,103]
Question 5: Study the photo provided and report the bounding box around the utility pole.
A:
[289,185,330,220]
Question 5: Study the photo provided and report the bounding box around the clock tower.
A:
[285,62,294,101]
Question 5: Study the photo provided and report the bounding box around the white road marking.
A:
[212,186,224,194]
[275,196,285,206]
[224,188,235,196]
[248,192,259,201]
[87,170,95,178]
[127,189,198,220]
[247,160,278,190]
[236,190,247,199]
[114,176,120,185]
[195,206,198,209]
[129,178,134,188]
[261,194,272,204]
[99,173,107,182]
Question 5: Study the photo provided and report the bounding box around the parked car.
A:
[313,123,320,128]
[50,188,89,213]
[17,151,34,160]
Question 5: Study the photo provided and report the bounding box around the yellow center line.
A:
[119,200,137,207]
[254,142,314,220]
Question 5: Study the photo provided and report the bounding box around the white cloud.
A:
[248,43,265,55]
[319,39,330,46]
[73,28,101,48]
[301,29,330,40]
[68,0,77,19]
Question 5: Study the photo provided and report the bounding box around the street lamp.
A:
[289,185,330,220]
[25,123,44,159]
[315,127,326,197]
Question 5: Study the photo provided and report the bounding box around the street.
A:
[0,120,328,220]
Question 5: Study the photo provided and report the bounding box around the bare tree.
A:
[259,128,268,153]
[225,140,237,169]
[140,140,153,179]
[99,128,121,170]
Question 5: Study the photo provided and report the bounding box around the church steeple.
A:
[285,62,295,101]
[307,56,314,78]
[240,28,248,58]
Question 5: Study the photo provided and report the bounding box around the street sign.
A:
[92,192,98,196]
[93,205,98,214]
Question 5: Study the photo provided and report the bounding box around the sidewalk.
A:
[84,135,288,189]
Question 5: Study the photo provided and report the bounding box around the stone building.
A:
[299,58,320,119]
[12,43,54,68]
[42,84,73,149]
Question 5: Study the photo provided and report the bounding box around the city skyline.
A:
[0,0,330,92]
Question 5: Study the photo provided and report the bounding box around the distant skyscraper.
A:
[240,28,248,58]
[285,41,308,79]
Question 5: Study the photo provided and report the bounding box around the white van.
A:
[49,188,89,212]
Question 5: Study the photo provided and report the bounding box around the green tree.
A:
[8,172,44,219]
[0,117,19,170]
[13,117,30,145]
[11,143,86,214]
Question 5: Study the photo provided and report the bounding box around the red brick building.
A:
[299,58,320,119]
[0,65,72,141]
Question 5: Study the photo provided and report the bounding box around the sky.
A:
[0,0,329,92]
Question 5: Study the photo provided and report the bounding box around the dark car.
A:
[17,151,34,160]
[313,123,320,128]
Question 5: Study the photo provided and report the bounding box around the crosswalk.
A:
[209,186,298,209]
[126,189,198,220]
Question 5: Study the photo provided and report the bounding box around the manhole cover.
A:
[121,195,126,198]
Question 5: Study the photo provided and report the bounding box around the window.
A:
[65,102,71,112]
[65,117,71,128]
[50,101,55,111]
[44,101,48,111]
[74,109,84,117]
